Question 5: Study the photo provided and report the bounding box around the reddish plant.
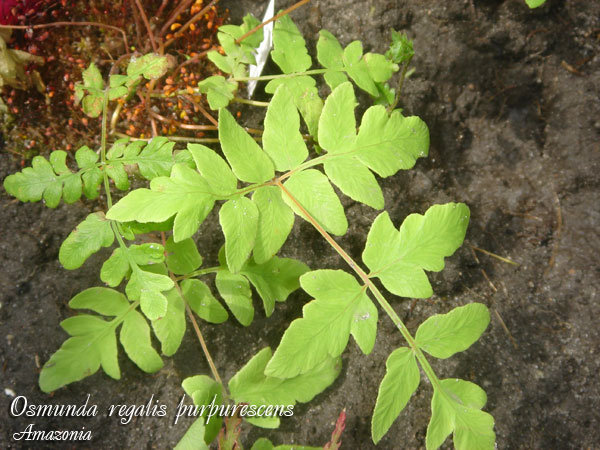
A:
[0,0,51,25]
[1,0,225,160]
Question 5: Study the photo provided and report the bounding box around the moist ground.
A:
[1,0,599,448]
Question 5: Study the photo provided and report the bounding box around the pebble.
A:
[5,388,16,397]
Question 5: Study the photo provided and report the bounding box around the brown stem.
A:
[0,21,129,51]
[129,0,145,50]
[154,0,171,21]
[183,301,224,387]
[183,95,218,127]
[138,83,159,138]
[159,0,194,38]
[148,101,263,134]
[161,0,218,51]
[148,108,215,131]
[235,0,312,44]
[150,118,158,137]
[134,0,158,53]
[109,52,135,76]
[173,49,212,73]
[160,232,225,390]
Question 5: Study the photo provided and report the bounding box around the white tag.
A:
[247,0,275,98]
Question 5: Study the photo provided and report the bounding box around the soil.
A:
[1,0,599,448]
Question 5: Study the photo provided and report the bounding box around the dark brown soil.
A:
[1,0,599,448]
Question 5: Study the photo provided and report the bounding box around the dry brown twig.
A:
[161,0,218,51]
[544,192,562,276]
[134,0,158,53]
[158,0,194,38]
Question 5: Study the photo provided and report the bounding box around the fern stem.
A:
[178,281,228,397]
[232,97,270,107]
[133,0,158,53]
[276,180,441,388]
[185,289,225,387]
[275,154,329,182]
[233,68,339,82]
[100,89,113,210]
[176,266,223,280]
[387,55,413,113]
[112,132,220,144]
[157,229,228,398]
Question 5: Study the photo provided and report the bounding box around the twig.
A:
[129,0,145,50]
[470,247,497,292]
[183,95,218,127]
[172,49,212,73]
[489,84,517,101]
[235,0,313,44]
[0,21,129,51]
[162,0,218,51]
[150,117,158,137]
[464,286,518,350]
[545,193,562,276]
[148,108,215,131]
[561,60,583,76]
[469,244,519,266]
[468,0,476,19]
[493,309,518,349]
[503,210,543,222]
[154,0,171,21]
[109,52,134,76]
[526,28,550,41]
[159,0,194,38]
[134,0,158,53]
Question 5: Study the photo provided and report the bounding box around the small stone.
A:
[5,388,16,397]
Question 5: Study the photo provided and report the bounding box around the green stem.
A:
[276,180,441,388]
[233,68,339,82]
[176,266,223,281]
[232,97,270,107]
[176,278,228,395]
[229,180,274,198]
[109,300,141,327]
[155,229,228,399]
[112,131,220,144]
[109,221,142,277]
[365,282,440,386]
[276,154,329,183]
[111,222,128,248]
[224,153,341,200]
[276,138,394,184]
[101,89,133,255]
[101,69,228,397]
[387,56,413,113]
[100,89,113,209]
